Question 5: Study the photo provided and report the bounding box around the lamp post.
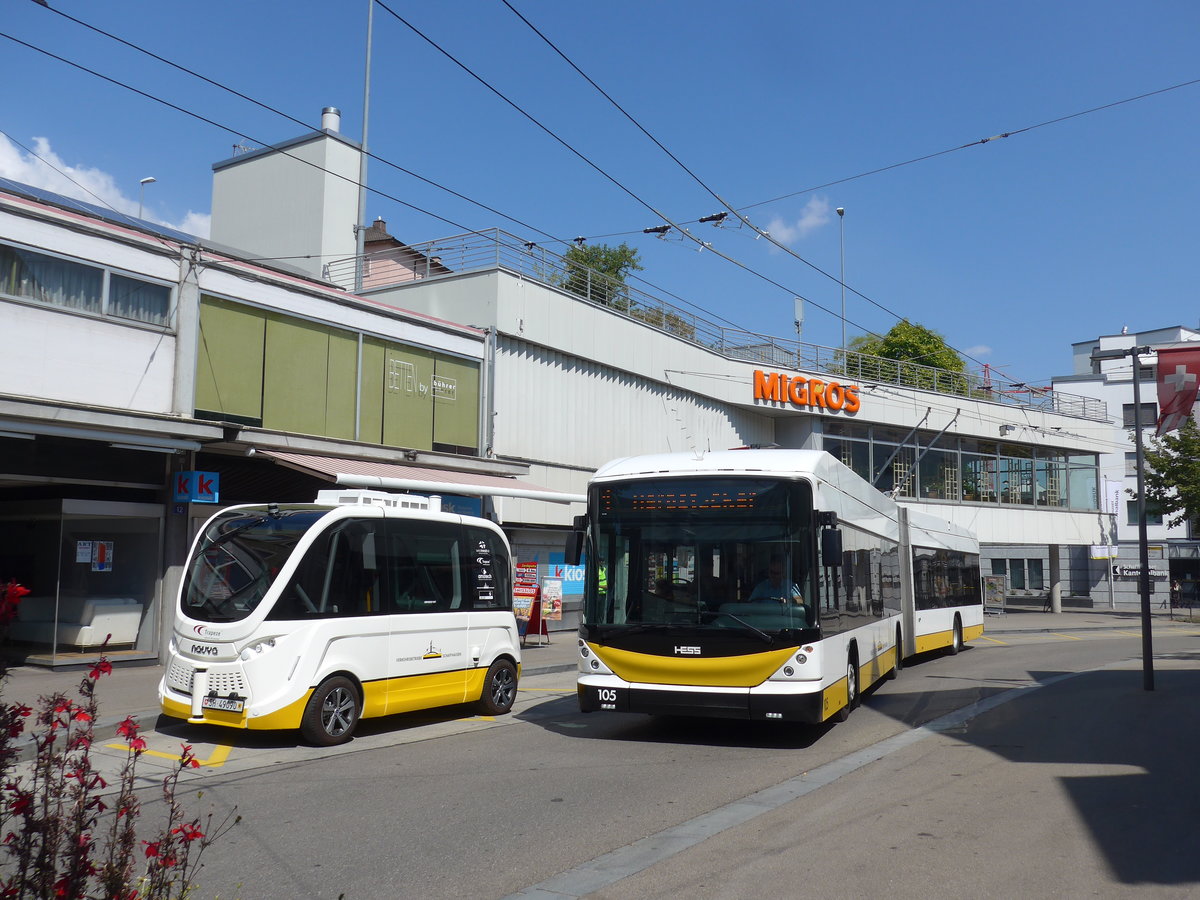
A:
[137,177,156,219]
[836,207,845,349]
[1091,344,1155,690]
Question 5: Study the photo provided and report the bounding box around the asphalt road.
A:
[67,624,1200,899]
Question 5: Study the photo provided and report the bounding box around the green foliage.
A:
[1142,416,1200,528]
[559,242,643,308]
[842,320,969,394]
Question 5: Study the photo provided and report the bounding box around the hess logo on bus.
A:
[674,645,701,655]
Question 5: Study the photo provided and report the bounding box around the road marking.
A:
[1116,630,1144,637]
[979,636,1008,645]
[1049,632,1083,641]
[106,742,232,768]
[502,670,1083,900]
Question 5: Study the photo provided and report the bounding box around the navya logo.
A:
[190,643,219,656]
[193,625,222,639]
[674,646,702,655]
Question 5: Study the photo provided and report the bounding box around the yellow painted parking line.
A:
[1050,632,1083,641]
[106,742,232,768]
[518,687,576,694]
[980,635,1008,645]
[1116,630,1144,637]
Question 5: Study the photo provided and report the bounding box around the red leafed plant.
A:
[0,581,239,898]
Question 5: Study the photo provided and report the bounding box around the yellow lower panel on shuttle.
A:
[592,644,798,687]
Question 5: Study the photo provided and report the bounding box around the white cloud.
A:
[964,345,992,357]
[0,134,209,238]
[764,197,831,245]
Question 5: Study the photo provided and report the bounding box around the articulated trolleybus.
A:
[570,449,982,724]
[159,489,521,745]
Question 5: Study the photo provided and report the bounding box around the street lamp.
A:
[836,207,846,349]
[138,177,156,219]
[1092,344,1155,691]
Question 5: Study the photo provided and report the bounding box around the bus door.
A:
[382,519,472,714]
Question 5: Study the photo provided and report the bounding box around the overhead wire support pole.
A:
[355,0,374,294]
[1092,345,1155,691]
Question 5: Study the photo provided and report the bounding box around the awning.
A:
[257,450,585,505]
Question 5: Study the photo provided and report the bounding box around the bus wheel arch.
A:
[832,643,860,723]
[477,656,519,716]
[300,673,362,746]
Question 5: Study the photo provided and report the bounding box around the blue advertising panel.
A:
[172,471,220,504]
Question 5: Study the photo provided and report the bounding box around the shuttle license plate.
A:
[201,696,244,713]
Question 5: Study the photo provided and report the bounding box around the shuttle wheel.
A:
[301,676,360,746]
[478,658,518,716]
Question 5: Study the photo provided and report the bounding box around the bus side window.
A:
[383,521,462,614]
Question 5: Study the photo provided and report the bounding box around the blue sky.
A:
[3,1,1198,388]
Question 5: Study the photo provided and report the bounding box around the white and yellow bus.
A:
[159,490,521,745]
[570,449,982,724]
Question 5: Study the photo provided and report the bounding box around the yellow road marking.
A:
[1116,630,1144,637]
[106,743,232,768]
[980,636,1008,645]
[518,687,575,694]
[1050,632,1083,641]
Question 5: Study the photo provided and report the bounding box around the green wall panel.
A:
[262,316,333,436]
[358,338,386,444]
[195,297,265,420]
[324,331,358,440]
[382,345,434,450]
[433,356,480,449]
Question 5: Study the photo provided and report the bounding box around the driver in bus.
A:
[749,555,804,605]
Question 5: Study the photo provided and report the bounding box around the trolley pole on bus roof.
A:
[1092,344,1155,691]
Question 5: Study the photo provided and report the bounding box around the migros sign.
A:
[753,369,861,414]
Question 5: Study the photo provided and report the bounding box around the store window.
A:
[1127,501,1164,527]
[0,241,171,327]
[1027,559,1045,591]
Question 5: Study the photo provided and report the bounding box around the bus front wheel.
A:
[301,676,361,746]
[833,655,859,723]
[478,658,518,716]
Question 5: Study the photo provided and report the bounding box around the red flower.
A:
[143,840,160,858]
[171,821,204,842]
[72,709,92,723]
[13,704,31,719]
[87,659,112,681]
[116,716,139,740]
[9,793,31,816]
[129,736,147,754]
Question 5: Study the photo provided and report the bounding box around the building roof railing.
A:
[324,229,1108,423]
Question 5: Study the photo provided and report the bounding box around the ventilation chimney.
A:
[372,216,387,235]
[321,106,341,132]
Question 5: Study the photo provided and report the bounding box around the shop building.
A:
[1053,325,1200,608]
[0,109,1123,665]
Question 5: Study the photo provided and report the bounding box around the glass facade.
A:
[823,422,1100,511]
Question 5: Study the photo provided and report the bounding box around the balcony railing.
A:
[324,229,1108,423]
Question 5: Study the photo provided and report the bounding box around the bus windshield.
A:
[584,477,816,636]
[182,506,328,623]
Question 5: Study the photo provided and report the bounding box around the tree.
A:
[559,242,643,308]
[1142,416,1200,528]
[843,319,968,394]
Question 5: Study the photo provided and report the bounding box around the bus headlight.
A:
[239,638,277,662]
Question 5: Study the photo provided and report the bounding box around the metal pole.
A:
[837,207,846,349]
[354,0,374,293]
[1131,349,1155,690]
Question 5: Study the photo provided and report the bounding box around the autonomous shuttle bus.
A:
[569,449,982,724]
[159,490,521,745]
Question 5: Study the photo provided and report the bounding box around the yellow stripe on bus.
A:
[591,643,798,687]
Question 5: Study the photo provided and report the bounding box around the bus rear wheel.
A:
[947,617,964,656]
[301,676,361,746]
[477,658,518,716]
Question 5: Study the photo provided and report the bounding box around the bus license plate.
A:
[201,696,244,713]
[586,685,626,712]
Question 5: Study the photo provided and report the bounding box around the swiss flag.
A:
[1155,346,1200,436]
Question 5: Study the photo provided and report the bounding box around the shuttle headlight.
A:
[239,638,277,662]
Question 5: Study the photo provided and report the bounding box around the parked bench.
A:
[7,596,143,649]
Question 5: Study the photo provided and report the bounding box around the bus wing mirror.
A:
[565,530,584,567]
[821,529,843,567]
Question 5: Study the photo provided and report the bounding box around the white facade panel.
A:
[1,301,175,413]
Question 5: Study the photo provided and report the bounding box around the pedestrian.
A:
[1170,579,1182,608]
